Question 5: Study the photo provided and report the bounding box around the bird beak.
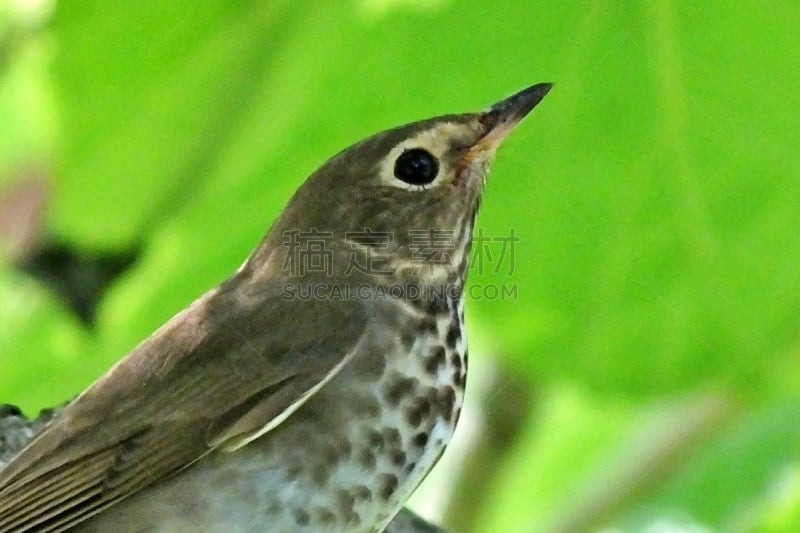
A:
[456,82,552,179]
[472,82,553,153]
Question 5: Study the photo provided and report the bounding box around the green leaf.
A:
[0,266,90,412]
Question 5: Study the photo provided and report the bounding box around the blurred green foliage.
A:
[1,1,799,531]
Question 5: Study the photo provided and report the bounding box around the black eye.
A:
[394,148,439,185]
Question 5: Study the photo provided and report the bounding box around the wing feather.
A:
[0,275,370,531]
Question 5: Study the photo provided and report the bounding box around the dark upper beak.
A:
[466,82,552,155]
[480,82,553,131]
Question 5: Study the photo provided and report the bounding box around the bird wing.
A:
[0,274,373,531]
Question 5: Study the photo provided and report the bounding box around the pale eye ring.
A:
[394,148,439,185]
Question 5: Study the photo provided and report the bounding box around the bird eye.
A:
[394,148,439,186]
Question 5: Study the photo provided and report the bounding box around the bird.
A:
[0,81,552,532]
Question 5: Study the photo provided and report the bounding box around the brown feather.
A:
[0,273,369,531]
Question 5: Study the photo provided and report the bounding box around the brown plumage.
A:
[0,82,552,532]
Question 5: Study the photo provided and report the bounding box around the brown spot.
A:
[354,394,381,418]
[450,352,462,371]
[359,448,376,469]
[426,296,449,315]
[408,294,426,313]
[383,374,418,406]
[365,428,384,451]
[312,464,329,487]
[435,386,456,418]
[424,346,446,374]
[359,350,387,381]
[337,489,356,514]
[446,321,460,349]
[390,449,407,467]
[352,484,372,501]
[401,330,417,349]
[420,316,438,334]
[412,432,429,447]
[316,508,337,525]
[379,473,399,500]
[323,445,340,466]
[423,385,439,407]
[382,427,402,448]
[405,462,416,473]
[453,369,464,388]
[293,509,310,526]
[404,397,431,427]
[345,513,361,527]
[266,501,282,515]
[286,464,302,481]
